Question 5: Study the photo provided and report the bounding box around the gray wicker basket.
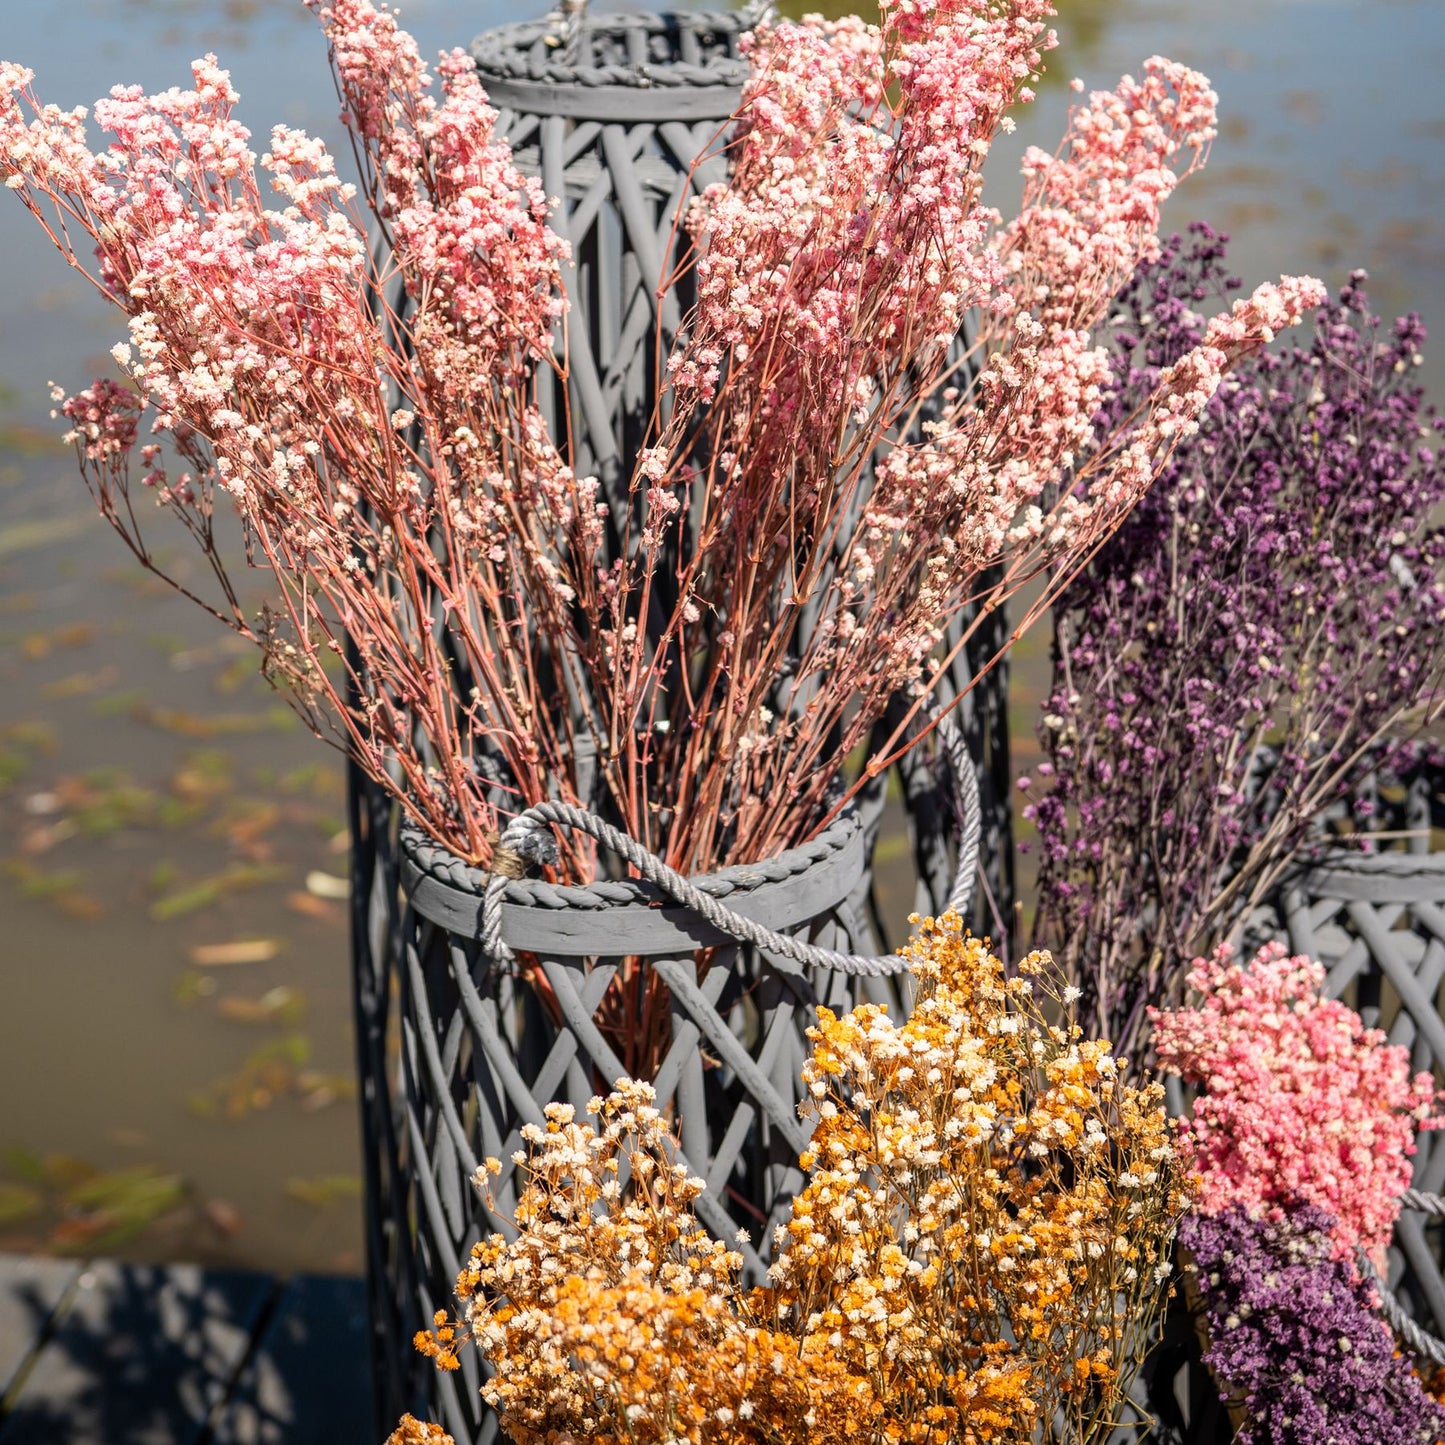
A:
[388,806,904,1443]
[346,12,1013,1441]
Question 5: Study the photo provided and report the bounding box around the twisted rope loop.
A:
[1353,1189,1445,1367]
[481,696,982,976]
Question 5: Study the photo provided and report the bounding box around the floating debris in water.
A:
[189,938,281,966]
[285,1175,362,1210]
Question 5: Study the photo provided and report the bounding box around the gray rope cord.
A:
[546,0,588,67]
[479,695,982,976]
[1357,1189,1445,1367]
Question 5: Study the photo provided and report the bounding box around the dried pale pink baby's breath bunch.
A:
[0,0,1323,881]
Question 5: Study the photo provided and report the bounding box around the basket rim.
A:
[398,806,869,955]
[1283,843,1445,905]
[471,10,750,122]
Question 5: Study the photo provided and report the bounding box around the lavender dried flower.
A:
[1026,225,1445,1060]
[1181,1205,1445,1444]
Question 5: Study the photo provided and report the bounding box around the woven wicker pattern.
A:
[390,815,890,1445]
[1275,850,1445,1345]
[473,11,749,96]
[477,14,741,504]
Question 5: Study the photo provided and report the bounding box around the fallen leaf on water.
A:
[271,761,343,800]
[19,622,95,660]
[204,1197,244,1237]
[297,1071,357,1112]
[212,799,282,853]
[286,890,338,921]
[170,749,235,805]
[4,859,106,919]
[3,1147,46,1185]
[213,655,257,695]
[63,776,162,838]
[0,511,95,559]
[51,1165,188,1255]
[305,870,350,900]
[149,863,288,921]
[5,859,82,897]
[65,1165,183,1212]
[188,1033,314,1119]
[54,891,105,922]
[41,666,118,700]
[286,1174,362,1209]
[189,938,280,966]
[128,702,298,739]
[34,1153,98,1192]
[0,1182,43,1227]
[0,720,58,755]
[48,1216,110,1249]
[216,985,306,1027]
[150,879,222,921]
[172,971,219,1007]
[20,819,78,855]
[90,687,148,718]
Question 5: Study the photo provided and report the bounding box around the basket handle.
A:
[1361,1189,1445,1367]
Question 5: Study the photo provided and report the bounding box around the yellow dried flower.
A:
[425,920,1188,1445]
[384,1414,454,1445]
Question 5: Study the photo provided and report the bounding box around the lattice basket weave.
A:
[367,802,925,1445]
[1275,849,1445,1344]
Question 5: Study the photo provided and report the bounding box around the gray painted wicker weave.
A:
[1278,849,1445,1344]
[397,808,904,1445]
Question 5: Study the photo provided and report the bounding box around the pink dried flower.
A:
[997,57,1218,332]
[1151,941,1440,1267]
[0,0,1324,905]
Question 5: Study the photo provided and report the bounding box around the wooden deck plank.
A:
[209,1273,374,1445]
[0,1256,81,1401]
[0,1260,273,1445]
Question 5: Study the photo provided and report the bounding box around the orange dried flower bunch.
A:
[406,915,1188,1445]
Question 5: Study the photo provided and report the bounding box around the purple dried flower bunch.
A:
[1181,1205,1445,1445]
[1025,225,1445,1060]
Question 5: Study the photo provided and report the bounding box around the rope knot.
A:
[488,845,529,881]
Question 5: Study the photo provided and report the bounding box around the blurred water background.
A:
[0,0,1440,1276]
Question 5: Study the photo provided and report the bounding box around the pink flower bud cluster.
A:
[998,57,1218,333]
[1151,941,1440,1267]
[3,52,371,473]
[308,1,567,382]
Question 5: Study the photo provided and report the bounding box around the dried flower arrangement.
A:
[0,0,1322,882]
[1154,943,1445,1443]
[398,915,1186,1445]
[1022,227,1445,1059]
